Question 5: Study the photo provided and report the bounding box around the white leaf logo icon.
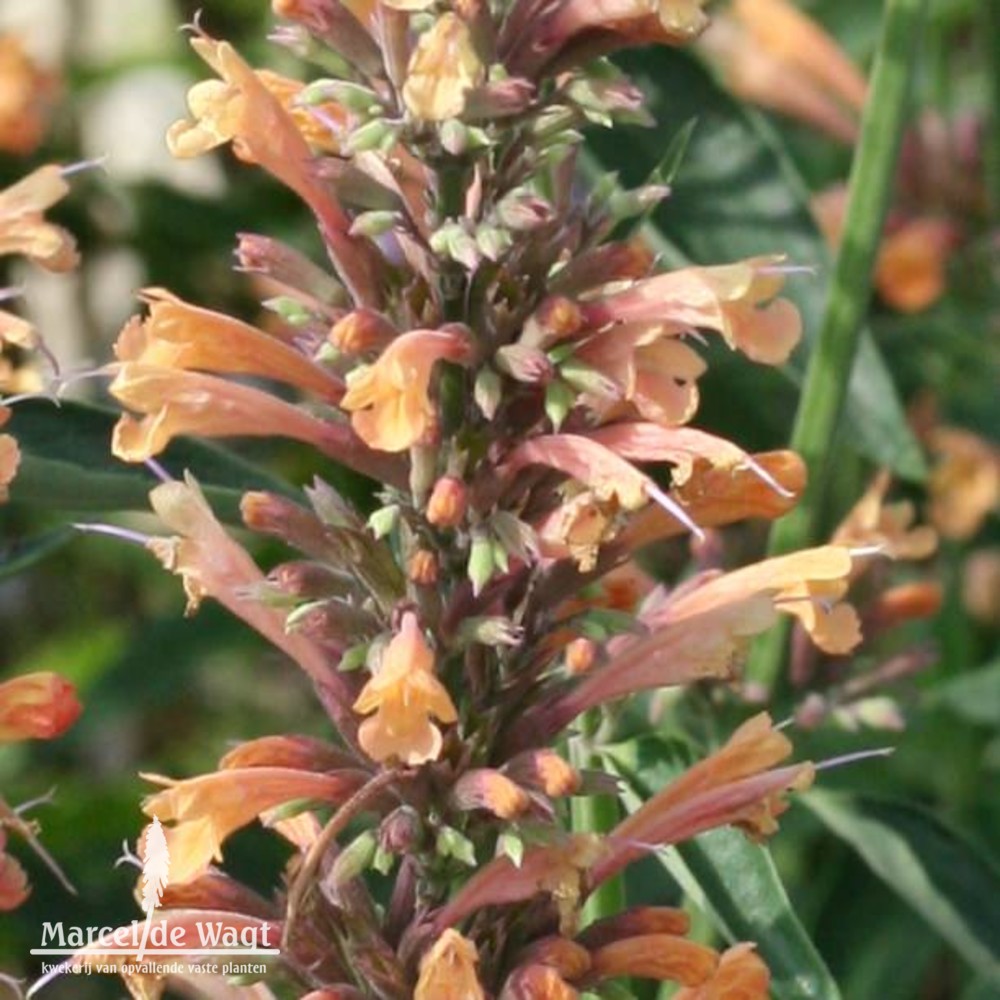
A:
[136,816,169,960]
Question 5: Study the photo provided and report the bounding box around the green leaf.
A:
[0,526,75,579]
[602,737,841,1000]
[929,661,1000,726]
[6,399,293,522]
[804,790,1000,985]
[590,49,924,481]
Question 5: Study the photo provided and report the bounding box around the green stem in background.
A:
[987,0,1000,216]
[571,713,625,925]
[748,0,927,697]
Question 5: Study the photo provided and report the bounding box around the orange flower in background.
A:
[673,942,771,1000]
[698,0,866,145]
[813,186,956,313]
[0,671,81,743]
[415,929,485,1000]
[927,427,1000,540]
[0,406,19,502]
[402,13,485,122]
[587,933,718,987]
[0,35,59,155]
[833,470,937,562]
[0,165,78,272]
[0,829,30,910]
[341,328,472,452]
[142,767,365,884]
[353,612,457,765]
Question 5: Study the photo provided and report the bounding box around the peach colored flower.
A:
[699,0,866,145]
[147,474,338,687]
[353,612,457,765]
[403,13,485,121]
[575,330,707,427]
[110,363,337,462]
[340,328,472,452]
[115,288,344,402]
[0,164,78,271]
[664,545,863,654]
[256,69,349,153]
[594,713,814,884]
[581,257,801,365]
[0,829,29,910]
[501,964,580,999]
[0,35,59,155]
[415,929,486,1000]
[927,427,1000,540]
[0,671,81,743]
[167,35,377,305]
[832,470,937,562]
[673,942,771,1000]
[142,767,365,883]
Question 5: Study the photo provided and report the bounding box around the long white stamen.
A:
[815,747,895,771]
[741,454,795,498]
[73,523,152,547]
[643,480,705,541]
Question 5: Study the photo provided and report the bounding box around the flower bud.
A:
[235,232,348,306]
[520,295,584,348]
[402,13,485,122]
[379,806,423,854]
[408,549,439,585]
[464,77,536,119]
[495,344,554,384]
[515,937,591,981]
[326,830,377,889]
[0,672,81,743]
[263,295,314,327]
[349,210,402,239]
[565,637,597,675]
[606,183,672,222]
[300,78,381,115]
[504,749,581,797]
[430,221,482,269]
[475,224,514,261]
[499,965,577,1000]
[468,530,497,596]
[452,769,531,819]
[496,188,556,231]
[457,616,524,648]
[427,476,468,527]
[440,119,492,155]
[474,367,502,419]
[267,560,349,599]
[346,117,401,154]
[329,309,397,354]
[367,504,401,539]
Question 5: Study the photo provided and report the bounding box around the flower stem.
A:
[748,0,927,697]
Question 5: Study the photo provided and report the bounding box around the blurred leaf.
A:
[603,737,842,1000]
[929,661,1000,726]
[592,49,925,480]
[0,526,75,579]
[7,399,294,521]
[805,790,1000,985]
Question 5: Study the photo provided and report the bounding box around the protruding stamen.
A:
[60,156,108,178]
[144,458,173,484]
[644,480,706,542]
[815,746,895,771]
[73,523,152,547]
[742,454,795,498]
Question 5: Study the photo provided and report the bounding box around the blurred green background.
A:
[0,1,997,997]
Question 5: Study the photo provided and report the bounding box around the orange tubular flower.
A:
[402,13,486,122]
[594,713,814,885]
[673,942,771,1000]
[110,363,337,462]
[340,328,472,452]
[167,34,378,305]
[115,288,345,403]
[415,929,486,1000]
[147,474,339,687]
[0,164,78,271]
[581,257,802,365]
[832,470,937,562]
[698,0,867,145]
[927,427,1000,541]
[0,671,81,743]
[352,612,457,765]
[587,933,718,988]
[142,767,366,884]
[0,35,59,155]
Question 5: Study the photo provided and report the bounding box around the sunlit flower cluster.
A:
[30,0,947,996]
